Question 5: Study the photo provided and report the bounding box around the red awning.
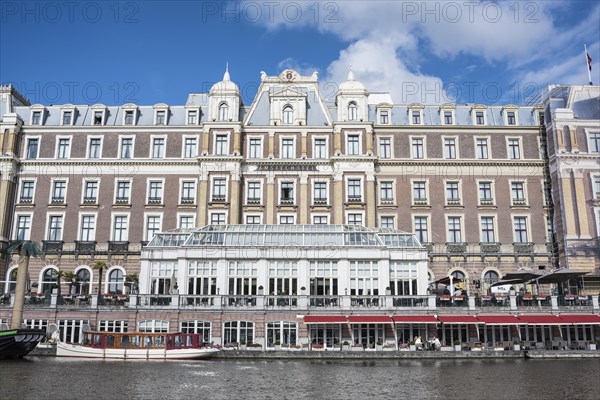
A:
[476,315,522,325]
[348,316,392,324]
[304,316,347,324]
[558,315,600,325]
[437,316,481,324]
[517,315,563,325]
[392,315,438,324]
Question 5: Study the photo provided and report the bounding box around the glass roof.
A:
[146,225,423,249]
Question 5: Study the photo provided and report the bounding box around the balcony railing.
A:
[75,241,96,253]
[180,198,195,205]
[19,197,33,204]
[480,242,501,253]
[446,242,467,254]
[347,196,363,203]
[147,197,162,205]
[42,240,64,253]
[413,198,428,206]
[513,242,534,254]
[115,197,130,205]
[83,197,97,204]
[211,196,226,203]
[108,241,129,253]
[51,197,65,204]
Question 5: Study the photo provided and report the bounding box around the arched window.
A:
[451,270,465,280]
[483,270,499,293]
[266,321,297,347]
[348,101,358,121]
[107,269,124,294]
[6,268,17,294]
[76,268,91,295]
[223,321,254,346]
[218,102,229,121]
[41,268,58,294]
[282,105,293,125]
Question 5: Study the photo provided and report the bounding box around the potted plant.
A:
[342,340,350,350]
[258,285,264,295]
[453,340,461,351]
[513,340,521,351]
[124,274,138,294]
[274,340,281,350]
[589,340,597,351]
[239,340,247,350]
[385,286,391,295]
[376,339,383,351]
[409,340,416,351]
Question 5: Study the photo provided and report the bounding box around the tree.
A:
[63,271,77,295]
[91,261,108,303]
[4,240,43,329]
[55,269,65,295]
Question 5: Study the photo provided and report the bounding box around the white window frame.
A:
[114,179,132,204]
[209,211,228,225]
[412,215,430,243]
[311,214,329,225]
[378,137,392,159]
[592,174,600,199]
[512,214,531,243]
[472,108,487,125]
[441,109,455,125]
[503,107,519,126]
[210,176,229,202]
[444,179,462,205]
[82,178,100,204]
[19,178,37,204]
[278,179,296,204]
[111,213,130,242]
[218,102,229,121]
[246,180,263,204]
[312,136,328,159]
[25,136,41,159]
[177,213,196,229]
[409,109,423,125]
[379,215,396,229]
[278,214,296,225]
[347,101,358,121]
[14,213,33,240]
[509,179,528,206]
[379,180,395,203]
[55,136,72,159]
[147,178,165,204]
[151,135,167,159]
[49,178,69,204]
[214,133,230,156]
[345,176,364,202]
[60,109,76,126]
[474,136,491,159]
[87,136,103,159]
[476,179,495,206]
[143,213,163,241]
[411,179,429,205]
[179,179,197,204]
[280,136,296,159]
[345,211,365,227]
[182,135,199,158]
[245,214,263,225]
[30,109,44,125]
[154,108,168,126]
[282,104,294,125]
[410,136,426,159]
[78,213,98,241]
[91,107,106,126]
[312,180,329,204]
[119,136,135,159]
[45,213,66,241]
[248,136,263,159]
[446,215,464,243]
[378,109,390,125]
[506,137,522,160]
[442,136,459,159]
[186,108,200,125]
[478,214,498,243]
[122,107,138,126]
[346,133,362,156]
[585,129,600,153]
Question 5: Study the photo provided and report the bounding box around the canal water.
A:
[1,357,599,399]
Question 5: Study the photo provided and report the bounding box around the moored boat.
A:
[0,328,46,359]
[56,331,219,360]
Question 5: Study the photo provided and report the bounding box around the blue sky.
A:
[1,1,599,106]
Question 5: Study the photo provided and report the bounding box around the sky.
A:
[1,0,599,106]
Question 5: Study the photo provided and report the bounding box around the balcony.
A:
[479,199,494,206]
[42,240,64,253]
[75,241,96,253]
[313,198,328,206]
[19,197,33,204]
[446,198,461,206]
[108,241,129,254]
[512,198,527,206]
[413,198,428,206]
[147,197,162,205]
[513,242,534,254]
[211,196,226,203]
[279,199,294,205]
[51,197,65,204]
[115,197,130,205]
[82,197,97,205]
[246,198,261,205]
[480,242,501,253]
[446,242,467,254]
[347,196,362,203]
[180,197,195,205]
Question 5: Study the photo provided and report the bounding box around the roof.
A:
[146,225,423,249]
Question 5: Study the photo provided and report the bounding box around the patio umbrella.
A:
[536,269,589,284]
[490,279,524,288]
[501,270,543,282]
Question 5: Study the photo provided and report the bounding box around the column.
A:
[366,173,376,227]
[233,130,241,155]
[201,130,210,155]
[572,169,591,238]
[556,127,565,151]
[334,130,342,156]
[197,179,208,226]
[299,173,308,224]
[301,132,308,158]
[333,173,344,224]
[569,125,578,152]
[366,130,373,155]
[265,174,274,224]
[268,132,275,158]
[560,171,577,239]
[229,173,241,224]
[0,167,16,243]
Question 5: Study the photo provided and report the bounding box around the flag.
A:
[587,52,593,71]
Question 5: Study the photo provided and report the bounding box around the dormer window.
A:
[412,111,421,125]
[124,110,134,125]
[507,111,516,125]
[380,110,389,124]
[31,111,42,125]
[62,111,73,125]
[476,111,485,125]
[93,111,103,125]
[282,105,294,125]
[155,110,166,125]
[348,102,358,121]
[187,110,198,125]
[444,111,452,125]
[218,102,229,121]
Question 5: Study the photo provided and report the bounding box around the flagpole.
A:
[585,44,592,85]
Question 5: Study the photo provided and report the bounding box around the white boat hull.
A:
[56,342,219,360]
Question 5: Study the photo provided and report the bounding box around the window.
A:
[479,182,493,204]
[279,215,294,224]
[181,181,196,204]
[32,111,41,125]
[20,181,34,203]
[99,320,128,333]
[51,180,67,204]
[313,182,327,203]
[120,138,133,159]
[83,180,98,204]
[313,138,327,159]
[475,111,485,125]
[16,215,31,240]
[223,321,254,346]
[80,215,96,241]
[444,111,453,125]
[413,181,427,202]
[347,213,363,226]
[379,138,391,158]
[187,110,198,125]
[184,137,197,158]
[155,110,166,125]
[593,175,600,198]
[347,179,362,201]
[266,321,297,347]
[513,217,528,243]
[511,182,526,204]
[47,216,63,240]
[247,181,261,203]
[281,138,294,158]
[146,216,161,241]
[75,269,91,294]
[476,138,488,159]
[107,269,124,293]
[112,215,129,241]
[180,321,211,342]
[380,216,395,228]
[179,215,195,228]
[380,110,389,124]
[446,182,460,203]
[116,181,130,203]
[480,217,495,243]
[411,138,424,159]
[218,102,228,121]
[588,132,600,153]
[347,135,359,155]
[148,181,163,204]
[280,182,294,203]
[507,111,516,125]
[313,215,328,225]
[508,139,521,159]
[124,110,134,125]
[93,110,103,125]
[380,181,393,202]
[215,135,228,155]
[282,105,293,124]
[444,138,457,159]
[57,138,71,159]
[412,110,421,125]
[246,215,261,224]
[348,102,357,121]
[212,178,226,201]
[211,213,226,225]
[249,138,262,158]
[26,138,39,159]
[83,138,100,160]
[152,137,165,158]
[447,217,462,243]
[414,217,428,242]
[62,111,73,125]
